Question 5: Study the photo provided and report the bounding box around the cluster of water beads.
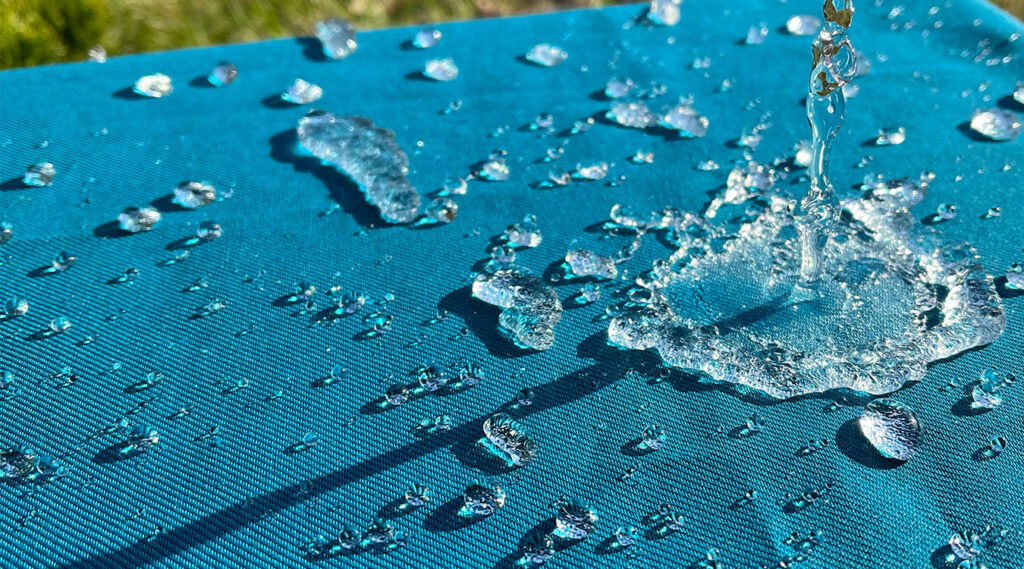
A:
[472,266,562,350]
[297,110,421,223]
[607,96,710,138]
[481,413,537,467]
[423,58,458,81]
[460,481,506,517]
[134,73,173,98]
[0,444,65,483]
[946,525,1009,568]
[780,480,838,513]
[207,63,238,87]
[970,367,1014,410]
[315,18,357,60]
[282,78,322,104]
[858,399,921,461]
[525,44,568,67]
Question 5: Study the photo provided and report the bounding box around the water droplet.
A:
[969,108,1021,141]
[638,425,667,451]
[3,297,29,319]
[696,159,720,171]
[612,527,640,549]
[786,14,822,36]
[441,175,467,195]
[22,162,56,187]
[875,126,907,145]
[315,18,357,60]
[482,413,537,466]
[982,207,1001,219]
[51,251,76,273]
[173,181,216,209]
[461,482,506,517]
[0,221,13,245]
[575,283,602,305]
[859,399,922,461]
[505,214,542,247]
[412,26,441,49]
[1006,262,1023,290]
[605,77,634,99]
[525,44,568,67]
[520,534,555,565]
[552,496,598,540]
[402,484,430,508]
[660,101,709,137]
[282,79,323,105]
[424,197,458,223]
[207,62,237,86]
[134,73,172,98]
[607,101,656,128]
[575,162,609,181]
[566,249,618,279]
[935,202,957,221]
[746,22,769,45]
[647,0,681,26]
[117,207,161,233]
[423,58,458,81]
[479,157,510,181]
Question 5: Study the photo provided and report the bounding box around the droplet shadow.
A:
[834,418,903,469]
[0,177,28,191]
[422,497,483,532]
[437,285,535,359]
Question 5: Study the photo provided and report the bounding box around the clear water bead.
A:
[51,251,76,272]
[697,159,720,171]
[566,249,618,279]
[425,198,458,223]
[1006,263,1023,290]
[971,367,1010,410]
[315,18,357,60]
[197,221,222,240]
[794,140,812,167]
[22,162,56,186]
[88,45,107,63]
[648,0,682,26]
[746,23,769,45]
[1,221,13,245]
[423,58,458,81]
[786,15,822,36]
[208,62,237,87]
[935,202,957,221]
[605,77,634,99]
[988,435,1007,456]
[480,157,509,181]
[575,162,609,181]
[3,297,29,318]
[859,399,922,461]
[505,214,542,247]
[118,207,161,233]
[607,101,656,129]
[1014,81,1024,105]
[969,109,1021,141]
[441,176,467,195]
[134,73,173,98]
[661,102,709,137]
[639,425,667,451]
[552,497,598,540]
[173,181,216,209]
[982,207,1000,219]
[875,126,907,146]
[461,482,506,516]
[521,534,555,565]
[49,316,72,334]
[413,27,441,49]
[282,79,323,105]
[472,267,561,350]
[482,413,537,466]
[525,44,568,67]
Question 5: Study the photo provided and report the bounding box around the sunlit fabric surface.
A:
[1,2,1022,568]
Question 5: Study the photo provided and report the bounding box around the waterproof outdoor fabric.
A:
[1,1,1022,568]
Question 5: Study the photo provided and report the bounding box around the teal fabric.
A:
[1,1,1022,568]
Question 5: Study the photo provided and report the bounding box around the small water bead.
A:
[300,431,319,447]
[505,214,542,247]
[361,519,407,550]
[797,439,829,456]
[195,297,226,317]
[479,157,509,181]
[1006,262,1024,290]
[969,108,1021,141]
[935,202,957,221]
[424,197,458,223]
[531,113,554,131]
[631,150,655,164]
[647,0,681,26]
[605,77,634,99]
[416,365,447,392]
[982,206,1001,219]
[1013,81,1024,105]
[412,26,441,49]
[423,58,458,81]
[638,425,667,451]
[575,162,609,181]
[461,482,506,517]
[196,221,222,241]
[786,14,822,36]
[552,496,598,540]
[385,385,409,407]
[3,297,29,318]
[576,283,602,305]
[122,424,160,454]
[134,73,172,98]
[0,370,13,389]
[525,43,568,67]
[282,79,322,104]
[207,62,237,86]
[653,503,686,534]
[22,162,56,186]
[695,549,724,569]
[0,221,12,244]
[971,368,1013,410]
[612,527,640,549]
[88,45,107,63]
[489,245,517,269]
[520,534,555,565]
[443,100,463,114]
[565,249,618,279]
[441,175,467,195]
[746,22,769,45]
[875,126,907,146]
[984,435,1008,458]
[741,413,766,436]
[48,316,72,334]
[660,102,709,137]
[315,18,357,59]
[118,207,161,233]
[570,117,595,135]
[515,387,535,407]
[859,399,922,461]
[697,159,720,171]
[457,362,485,387]
[482,412,537,466]
[402,484,430,508]
[173,181,216,209]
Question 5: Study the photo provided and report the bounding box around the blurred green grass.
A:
[1,0,1021,69]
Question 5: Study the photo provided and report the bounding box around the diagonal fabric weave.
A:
[1,2,1022,568]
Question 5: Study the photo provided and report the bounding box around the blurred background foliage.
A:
[1,0,1021,69]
